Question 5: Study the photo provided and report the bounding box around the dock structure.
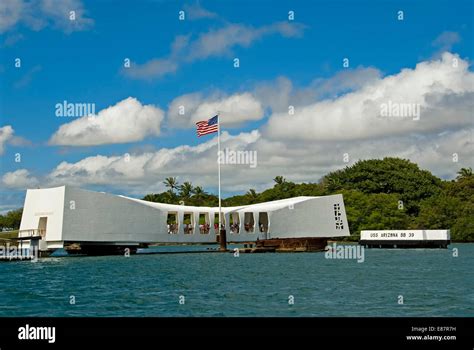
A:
[359,230,450,248]
[17,186,350,256]
[251,237,329,253]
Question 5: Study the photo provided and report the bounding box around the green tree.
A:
[273,176,286,185]
[246,189,257,198]
[143,194,157,202]
[245,189,258,204]
[416,175,474,241]
[193,186,206,199]
[340,190,412,240]
[322,158,442,215]
[456,167,473,180]
[0,209,23,230]
[163,177,179,194]
[191,186,208,205]
[179,181,194,199]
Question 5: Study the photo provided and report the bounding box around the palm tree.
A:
[193,186,207,199]
[163,177,178,194]
[165,189,176,203]
[143,194,156,202]
[246,189,258,203]
[456,167,473,180]
[179,181,194,198]
[273,176,286,185]
[246,189,257,198]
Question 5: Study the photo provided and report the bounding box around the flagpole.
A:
[218,114,221,229]
[217,112,226,251]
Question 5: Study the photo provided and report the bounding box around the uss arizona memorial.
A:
[18,186,350,253]
[17,186,450,256]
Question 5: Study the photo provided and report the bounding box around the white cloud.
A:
[124,21,306,79]
[0,0,93,34]
[2,169,39,189]
[45,130,262,192]
[13,53,474,196]
[0,125,14,154]
[183,2,217,20]
[13,65,42,88]
[432,31,460,52]
[41,126,473,195]
[123,35,188,80]
[37,53,474,195]
[265,53,474,141]
[0,125,29,154]
[186,22,305,61]
[122,59,178,80]
[49,97,165,146]
[407,128,474,179]
[2,32,24,46]
[0,0,24,33]
[39,0,93,33]
[255,68,382,114]
[167,92,264,128]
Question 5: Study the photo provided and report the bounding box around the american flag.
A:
[196,115,219,137]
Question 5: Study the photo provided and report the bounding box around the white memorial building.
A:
[18,186,350,253]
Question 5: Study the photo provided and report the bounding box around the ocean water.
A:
[0,243,472,317]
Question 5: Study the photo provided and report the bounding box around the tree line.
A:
[0,208,22,232]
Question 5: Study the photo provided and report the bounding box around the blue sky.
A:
[0,0,473,211]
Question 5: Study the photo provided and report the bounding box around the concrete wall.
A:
[222,195,349,242]
[62,187,218,244]
[267,194,350,238]
[19,186,65,243]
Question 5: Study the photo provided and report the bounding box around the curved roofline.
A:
[26,185,338,213]
[121,195,322,212]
